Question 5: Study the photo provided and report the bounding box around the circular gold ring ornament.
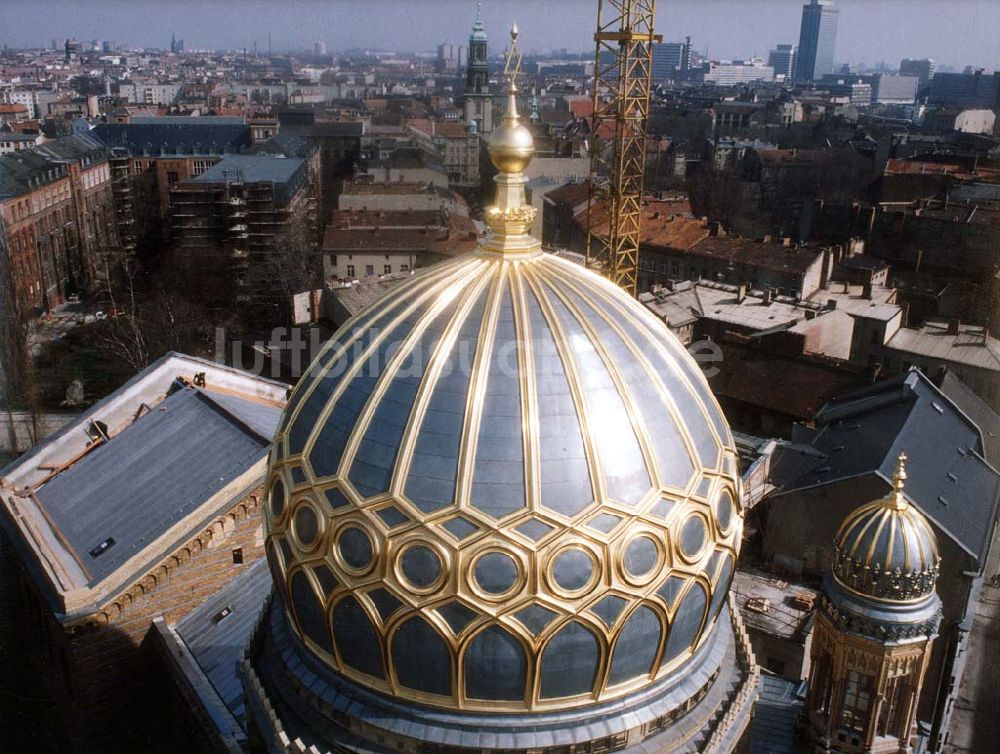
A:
[469,547,524,602]
[546,544,600,598]
[332,521,379,576]
[394,540,448,595]
[289,497,325,554]
[619,532,665,588]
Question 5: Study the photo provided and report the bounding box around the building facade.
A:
[768,44,797,80]
[0,133,118,314]
[0,355,287,750]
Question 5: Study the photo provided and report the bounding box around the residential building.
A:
[0,353,287,749]
[926,70,1000,109]
[0,133,118,314]
[872,74,919,104]
[652,39,690,82]
[321,208,477,281]
[794,0,839,82]
[406,118,480,186]
[91,116,253,250]
[0,131,44,154]
[338,176,469,215]
[118,82,182,106]
[880,319,999,410]
[704,59,774,86]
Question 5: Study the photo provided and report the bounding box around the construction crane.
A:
[585,0,660,296]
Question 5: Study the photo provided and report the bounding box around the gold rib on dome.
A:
[481,24,539,256]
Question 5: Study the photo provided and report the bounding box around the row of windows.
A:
[343,263,409,277]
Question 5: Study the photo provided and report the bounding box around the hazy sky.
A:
[1,0,997,71]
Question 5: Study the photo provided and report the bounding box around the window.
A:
[840,671,872,733]
[877,674,909,738]
[365,264,374,276]
[166,171,179,186]
[811,656,833,715]
[401,264,409,272]
[232,547,244,565]
[346,264,355,277]
[383,264,392,274]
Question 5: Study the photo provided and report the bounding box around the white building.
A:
[704,59,775,86]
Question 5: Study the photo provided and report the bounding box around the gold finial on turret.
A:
[888,452,909,510]
[481,22,538,256]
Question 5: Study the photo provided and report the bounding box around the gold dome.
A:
[262,23,742,717]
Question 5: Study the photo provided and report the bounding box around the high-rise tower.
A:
[464,2,493,132]
[805,453,941,753]
[794,0,838,82]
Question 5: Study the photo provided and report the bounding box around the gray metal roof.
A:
[782,370,1000,565]
[193,154,305,186]
[748,673,806,754]
[34,385,275,585]
[174,557,271,729]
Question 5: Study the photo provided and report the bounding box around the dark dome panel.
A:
[539,621,600,699]
[290,570,333,655]
[332,597,385,680]
[662,582,707,668]
[392,616,452,697]
[608,605,661,686]
[464,625,526,702]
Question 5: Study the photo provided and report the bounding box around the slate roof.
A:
[249,126,317,159]
[747,673,807,754]
[33,384,276,585]
[174,557,271,730]
[91,120,251,156]
[936,370,1000,470]
[780,369,1000,565]
[0,133,106,200]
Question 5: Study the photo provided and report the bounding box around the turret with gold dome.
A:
[805,453,942,753]
[241,25,758,754]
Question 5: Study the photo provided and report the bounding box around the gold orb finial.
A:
[486,21,533,176]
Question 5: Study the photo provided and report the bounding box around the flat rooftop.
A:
[0,354,287,616]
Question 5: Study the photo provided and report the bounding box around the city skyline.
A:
[0,0,998,72]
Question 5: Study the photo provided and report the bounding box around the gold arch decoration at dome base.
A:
[265,468,741,713]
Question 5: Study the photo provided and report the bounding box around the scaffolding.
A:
[109,146,137,260]
[585,0,660,296]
